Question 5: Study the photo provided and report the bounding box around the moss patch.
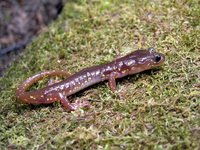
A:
[0,0,199,149]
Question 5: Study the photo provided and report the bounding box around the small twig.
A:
[0,38,33,56]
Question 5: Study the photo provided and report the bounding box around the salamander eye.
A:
[154,54,161,62]
[148,47,156,54]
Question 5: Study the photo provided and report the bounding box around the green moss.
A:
[0,0,199,149]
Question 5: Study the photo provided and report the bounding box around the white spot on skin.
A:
[91,72,95,77]
[96,70,100,76]
[106,66,112,71]
[87,72,90,76]
[128,61,133,65]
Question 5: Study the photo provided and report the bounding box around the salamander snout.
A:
[147,47,165,68]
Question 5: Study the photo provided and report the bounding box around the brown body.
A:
[16,48,165,110]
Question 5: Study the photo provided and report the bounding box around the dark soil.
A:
[0,0,64,76]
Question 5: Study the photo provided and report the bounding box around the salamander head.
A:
[126,47,165,73]
[145,47,165,69]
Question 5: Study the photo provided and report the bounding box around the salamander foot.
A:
[59,93,90,110]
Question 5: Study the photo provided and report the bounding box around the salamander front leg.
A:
[109,72,122,100]
[58,93,90,110]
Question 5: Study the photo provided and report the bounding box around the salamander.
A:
[16,48,165,110]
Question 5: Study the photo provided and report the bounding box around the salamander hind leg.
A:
[109,72,123,100]
[58,93,90,111]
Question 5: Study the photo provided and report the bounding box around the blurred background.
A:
[0,0,64,76]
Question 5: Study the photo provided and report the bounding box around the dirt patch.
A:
[0,0,63,76]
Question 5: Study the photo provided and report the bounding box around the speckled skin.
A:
[16,48,165,110]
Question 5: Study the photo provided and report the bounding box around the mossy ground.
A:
[0,0,199,149]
